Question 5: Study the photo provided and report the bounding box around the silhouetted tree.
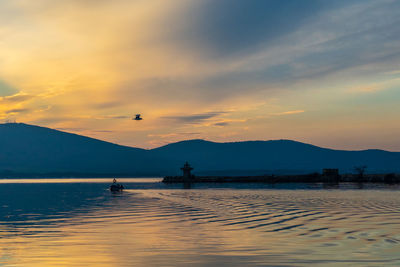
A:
[353,165,367,182]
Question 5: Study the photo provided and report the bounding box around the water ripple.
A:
[1,187,400,266]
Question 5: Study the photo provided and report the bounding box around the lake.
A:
[1,179,400,266]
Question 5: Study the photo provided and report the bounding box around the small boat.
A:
[110,178,124,192]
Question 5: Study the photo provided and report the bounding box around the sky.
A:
[0,0,400,150]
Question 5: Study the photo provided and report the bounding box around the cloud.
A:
[176,0,325,57]
[161,112,225,124]
[0,94,34,103]
[148,132,200,138]
[109,0,400,109]
[56,127,86,132]
[92,130,114,133]
[214,122,229,127]
[272,110,305,116]
[92,101,124,109]
[0,80,18,97]
[56,127,113,134]
[347,77,400,94]
[100,115,130,120]
[32,117,73,124]
[5,108,31,114]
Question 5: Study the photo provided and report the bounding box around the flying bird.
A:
[133,114,143,121]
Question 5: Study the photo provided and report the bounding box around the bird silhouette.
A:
[133,114,143,121]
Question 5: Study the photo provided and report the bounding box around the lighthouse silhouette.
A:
[181,162,193,183]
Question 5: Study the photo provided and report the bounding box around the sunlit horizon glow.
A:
[1,0,400,150]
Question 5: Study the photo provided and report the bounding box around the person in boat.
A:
[110,178,124,191]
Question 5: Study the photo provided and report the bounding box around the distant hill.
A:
[152,139,400,175]
[0,123,168,176]
[0,123,399,177]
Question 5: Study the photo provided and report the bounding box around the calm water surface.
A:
[1,179,400,266]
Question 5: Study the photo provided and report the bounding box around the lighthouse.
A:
[181,162,193,182]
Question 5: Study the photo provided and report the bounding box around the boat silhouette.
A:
[110,178,124,192]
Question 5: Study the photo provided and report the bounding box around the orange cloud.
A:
[272,110,305,116]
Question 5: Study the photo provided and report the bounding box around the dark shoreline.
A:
[0,172,161,179]
[163,173,400,184]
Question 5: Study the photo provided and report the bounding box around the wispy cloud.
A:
[0,94,34,104]
[56,127,86,132]
[214,122,229,127]
[5,108,31,114]
[161,112,226,124]
[175,0,326,58]
[0,80,18,97]
[347,77,400,94]
[272,110,305,116]
[148,132,200,138]
[99,115,130,120]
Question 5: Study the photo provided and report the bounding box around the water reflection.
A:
[0,179,400,266]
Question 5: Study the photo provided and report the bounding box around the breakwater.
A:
[162,173,400,184]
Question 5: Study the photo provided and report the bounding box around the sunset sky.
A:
[1,0,399,150]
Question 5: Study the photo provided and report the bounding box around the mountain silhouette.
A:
[0,123,167,176]
[152,139,400,175]
[0,123,399,177]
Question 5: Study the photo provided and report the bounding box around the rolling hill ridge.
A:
[0,123,399,177]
